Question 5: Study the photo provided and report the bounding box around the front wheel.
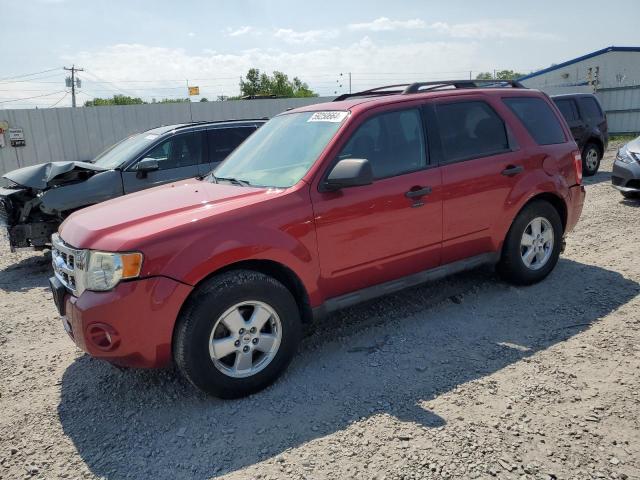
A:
[582,143,601,176]
[497,201,563,285]
[173,270,302,398]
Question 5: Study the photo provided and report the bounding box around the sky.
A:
[1,0,639,108]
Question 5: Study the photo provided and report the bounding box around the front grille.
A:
[51,233,86,296]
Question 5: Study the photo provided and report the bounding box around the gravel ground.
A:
[1,143,639,480]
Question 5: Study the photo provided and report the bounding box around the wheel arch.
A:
[584,136,604,157]
[511,192,568,238]
[177,259,313,328]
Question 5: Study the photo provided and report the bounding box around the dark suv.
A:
[49,80,585,398]
[552,93,608,176]
[0,119,264,250]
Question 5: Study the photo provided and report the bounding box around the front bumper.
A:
[52,276,193,368]
[612,159,640,193]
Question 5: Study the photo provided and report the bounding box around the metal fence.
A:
[0,97,333,175]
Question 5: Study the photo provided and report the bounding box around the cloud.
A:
[226,26,253,37]
[187,32,195,38]
[59,39,479,100]
[274,28,339,44]
[429,20,558,40]
[348,17,426,32]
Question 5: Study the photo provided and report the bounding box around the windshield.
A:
[213,111,348,188]
[92,132,162,169]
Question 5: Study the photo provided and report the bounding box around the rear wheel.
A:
[174,270,302,398]
[498,201,563,285]
[582,143,601,176]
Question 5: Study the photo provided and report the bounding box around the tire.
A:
[497,200,563,286]
[581,142,601,177]
[622,191,640,200]
[173,270,302,399]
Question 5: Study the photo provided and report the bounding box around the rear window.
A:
[503,97,566,145]
[578,96,604,121]
[434,101,510,163]
[554,99,579,122]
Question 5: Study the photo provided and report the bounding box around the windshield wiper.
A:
[210,175,252,187]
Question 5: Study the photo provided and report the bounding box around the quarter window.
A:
[142,132,203,170]
[503,97,566,145]
[337,108,426,179]
[435,101,510,163]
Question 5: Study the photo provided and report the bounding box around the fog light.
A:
[86,324,120,351]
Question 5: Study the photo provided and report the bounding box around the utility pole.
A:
[64,65,83,107]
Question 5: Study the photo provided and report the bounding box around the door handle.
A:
[405,186,432,198]
[501,165,524,177]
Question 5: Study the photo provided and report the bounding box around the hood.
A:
[3,161,107,190]
[59,178,281,250]
[624,136,640,154]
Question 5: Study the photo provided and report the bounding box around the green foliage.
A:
[153,98,191,103]
[199,97,209,102]
[84,95,145,107]
[239,69,317,98]
[475,70,526,81]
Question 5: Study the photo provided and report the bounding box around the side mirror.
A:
[135,158,159,178]
[323,158,373,191]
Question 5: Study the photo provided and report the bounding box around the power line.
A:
[48,92,69,108]
[0,90,66,104]
[0,72,66,84]
[0,67,60,82]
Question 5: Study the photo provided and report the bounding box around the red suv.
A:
[49,80,585,398]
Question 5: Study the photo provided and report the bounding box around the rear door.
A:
[122,131,204,193]
[427,97,524,264]
[576,95,608,143]
[202,126,257,175]
[554,98,587,146]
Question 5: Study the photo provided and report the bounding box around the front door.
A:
[122,131,204,193]
[311,107,442,299]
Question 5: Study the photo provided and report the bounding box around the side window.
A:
[554,99,578,122]
[503,97,566,145]
[143,132,202,170]
[337,108,426,179]
[207,127,256,164]
[578,97,604,121]
[435,101,509,163]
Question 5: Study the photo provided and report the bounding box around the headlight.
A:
[616,147,637,164]
[84,251,143,291]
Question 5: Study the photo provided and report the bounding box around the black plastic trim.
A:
[312,252,499,320]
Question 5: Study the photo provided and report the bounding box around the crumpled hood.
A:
[3,161,106,190]
[59,178,279,250]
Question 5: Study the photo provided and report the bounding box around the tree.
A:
[238,69,317,98]
[199,97,209,102]
[475,70,526,81]
[84,94,145,107]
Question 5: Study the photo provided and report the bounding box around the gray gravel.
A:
[1,143,639,480]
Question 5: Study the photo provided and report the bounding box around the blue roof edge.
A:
[517,46,640,81]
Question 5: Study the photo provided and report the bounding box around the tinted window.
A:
[337,109,426,179]
[504,97,566,145]
[578,97,604,121]
[435,101,509,163]
[554,99,579,122]
[207,127,256,164]
[143,132,203,170]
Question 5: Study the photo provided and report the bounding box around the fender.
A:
[136,184,323,306]
[490,166,570,250]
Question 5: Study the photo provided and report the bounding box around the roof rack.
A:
[171,118,268,130]
[333,79,525,101]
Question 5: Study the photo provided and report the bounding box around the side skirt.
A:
[312,252,500,320]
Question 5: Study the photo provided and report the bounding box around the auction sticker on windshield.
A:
[307,111,349,123]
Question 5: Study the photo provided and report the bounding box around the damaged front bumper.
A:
[0,187,59,250]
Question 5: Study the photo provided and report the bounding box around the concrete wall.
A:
[520,50,640,134]
[0,97,333,175]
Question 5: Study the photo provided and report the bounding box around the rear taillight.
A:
[572,150,582,184]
